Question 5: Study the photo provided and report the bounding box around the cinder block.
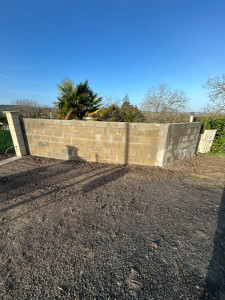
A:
[113,135,123,142]
[143,130,160,137]
[66,126,84,132]
[109,122,127,129]
[51,136,61,143]
[41,136,51,142]
[53,131,64,137]
[126,136,138,144]
[99,135,110,142]
[81,121,96,127]
[33,129,44,135]
[107,128,120,135]
[43,130,56,136]
[33,135,41,140]
[75,132,94,139]
[128,144,140,150]
[128,156,144,164]
[129,129,143,136]
[107,154,117,161]
[137,148,157,157]
[39,141,49,147]
[136,136,152,144]
[49,152,65,160]
[98,147,112,154]
[176,141,191,149]
[107,144,121,152]
[116,155,127,164]
[93,121,108,128]
[63,138,72,145]
[127,149,137,156]
[142,157,157,166]
[91,127,106,134]
[119,128,130,135]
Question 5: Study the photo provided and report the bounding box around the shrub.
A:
[93,105,124,122]
[0,113,7,125]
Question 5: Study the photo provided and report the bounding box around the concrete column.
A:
[3,111,27,156]
[198,129,217,153]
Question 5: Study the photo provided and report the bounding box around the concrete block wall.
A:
[4,112,202,166]
[22,119,170,166]
[163,122,201,165]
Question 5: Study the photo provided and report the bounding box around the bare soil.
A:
[0,155,225,299]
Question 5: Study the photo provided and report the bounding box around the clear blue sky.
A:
[0,0,225,111]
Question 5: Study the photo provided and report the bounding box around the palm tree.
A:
[54,79,102,120]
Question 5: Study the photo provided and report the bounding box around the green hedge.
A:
[195,117,225,153]
[0,113,8,125]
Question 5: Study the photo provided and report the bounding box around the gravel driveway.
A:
[0,155,225,299]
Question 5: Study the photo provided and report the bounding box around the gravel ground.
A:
[0,155,225,300]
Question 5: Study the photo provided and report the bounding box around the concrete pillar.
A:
[3,111,27,156]
[198,129,217,153]
[189,112,194,122]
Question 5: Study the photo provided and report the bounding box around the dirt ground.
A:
[0,154,225,299]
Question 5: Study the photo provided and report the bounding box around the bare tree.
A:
[101,96,122,108]
[12,99,40,117]
[141,84,189,123]
[12,99,56,118]
[204,74,225,115]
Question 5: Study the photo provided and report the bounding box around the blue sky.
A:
[0,0,225,111]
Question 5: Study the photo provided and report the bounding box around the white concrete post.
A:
[190,112,194,122]
[3,111,27,156]
[198,129,217,153]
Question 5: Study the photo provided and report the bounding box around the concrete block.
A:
[128,156,144,164]
[119,128,130,135]
[32,135,41,140]
[129,129,143,136]
[126,136,138,144]
[51,136,61,143]
[53,131,64,137]
[39,141,49,147]
[91,127,106,134]
[142,157,157,166]
[107,128,120,135]
[136,136,152,144]
[33,129,44,135]
[93,121,108,128]
[143,130,160,137]
[40,136,51,142]
[63,138,72,145]
[113,135,123,142]
[109,122,127,129]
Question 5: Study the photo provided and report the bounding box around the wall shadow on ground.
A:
[201,187,225,299]
[82,167,128,193]
[0,156,128,221]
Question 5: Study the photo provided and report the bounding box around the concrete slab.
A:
[0,156,24,166]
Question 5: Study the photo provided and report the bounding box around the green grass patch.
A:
[205,152,225,158]
[188,175,212,181]
[0,130,14,151]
